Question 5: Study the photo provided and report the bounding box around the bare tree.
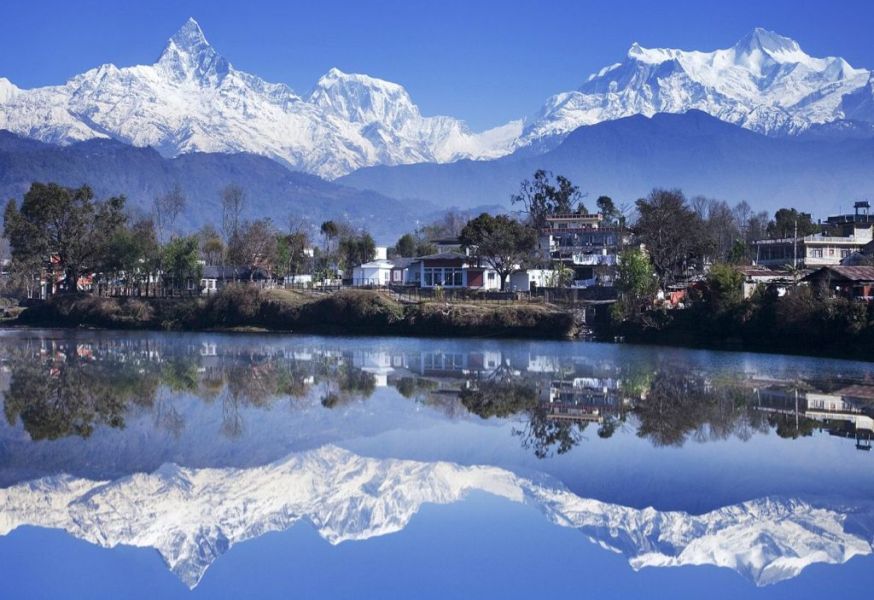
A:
[221,184,246,269]
[153,185,186,243]
[236,219,278,278]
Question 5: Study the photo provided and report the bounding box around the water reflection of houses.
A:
[541,376,625,424]
[755,382,874,451]
[352,349,508,392]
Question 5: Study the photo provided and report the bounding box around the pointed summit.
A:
[168,17,209,52]
[733,27,804,58]
[157,18,229,84]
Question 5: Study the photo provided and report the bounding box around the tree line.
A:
[2,174,829,296]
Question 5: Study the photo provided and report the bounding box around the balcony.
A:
[571,254,616,266]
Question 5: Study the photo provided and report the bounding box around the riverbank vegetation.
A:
[14,286,580,339]
[608,255,874,359]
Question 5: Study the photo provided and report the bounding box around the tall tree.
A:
[767,208,818,239]
[235,219,278,277]
[634,189,707,286]
[4,183,127,293]
[338,232,376,271]
[197,224,224,266]
[613,248,657,321]
[393,233,417,257]
[511,170,586,229]
[275,230,310,280]
[221,184,246,265]
[460,213,537,290]
[162,235,202,294]
[152,184,186,243]
[596,195,620,225]
[320,220,339,251]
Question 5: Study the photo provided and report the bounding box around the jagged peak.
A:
[176,18,207,47]
[157,18,229,83]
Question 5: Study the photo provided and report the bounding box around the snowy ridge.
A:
[0,19,518,178]
[518,28,874,149]
[1,22,871,178]
[0,445,870,588]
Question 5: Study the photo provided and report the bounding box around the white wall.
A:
[352,265,390,285]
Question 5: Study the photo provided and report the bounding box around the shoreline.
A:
[9,289,583,340]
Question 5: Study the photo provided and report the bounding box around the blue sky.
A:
[2,0,873,130]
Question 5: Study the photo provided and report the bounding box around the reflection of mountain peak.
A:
[0,446,870,588]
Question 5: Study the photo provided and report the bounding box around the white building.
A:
[351,260,394,286]
[509,269,555,292]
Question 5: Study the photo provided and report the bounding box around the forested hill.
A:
[0,131,425,243]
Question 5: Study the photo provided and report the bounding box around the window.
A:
[423,267,463,287]
[810,248,823,258]
[841,249,850,258]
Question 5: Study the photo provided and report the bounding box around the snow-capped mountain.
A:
[0,18,519,178]
[0,22,871,179]
[0,445,870,588]
[517,28,874,150]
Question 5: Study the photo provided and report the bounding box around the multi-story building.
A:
[752,203,874,269]
[539,213,625,287]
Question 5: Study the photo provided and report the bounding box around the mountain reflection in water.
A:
[1,445,871,588]
[0,329,872,592]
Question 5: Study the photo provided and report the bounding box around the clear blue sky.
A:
[2,0,873,130]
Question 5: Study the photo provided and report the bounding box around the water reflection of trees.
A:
[1,340,328,441]
[2,339,872,456]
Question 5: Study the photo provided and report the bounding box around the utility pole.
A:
[793,218,798,270]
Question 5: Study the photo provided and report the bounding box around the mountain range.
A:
[0,18,520,179]
[0,445,870,588]
[339,110,874,215]
[1,20,873,182]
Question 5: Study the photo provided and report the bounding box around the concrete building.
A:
[351,259,394,286]
[753,203,874,269]
[416,253,501,290]
[539,213,624,287]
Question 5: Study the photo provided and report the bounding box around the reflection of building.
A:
[755,383,874,451]
[541,377,624,423]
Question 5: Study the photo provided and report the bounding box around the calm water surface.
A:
[0,328,872,598]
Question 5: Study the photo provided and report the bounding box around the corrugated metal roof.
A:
[805,265,874,281]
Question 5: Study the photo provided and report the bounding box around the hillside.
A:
[0,131,425,242]
[339,111,874,215]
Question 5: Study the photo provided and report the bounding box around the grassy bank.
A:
[12,287,580,339]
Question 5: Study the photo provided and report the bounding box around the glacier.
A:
[0,21,871,179]
[0,445,870,589]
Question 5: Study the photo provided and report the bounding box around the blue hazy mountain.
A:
[0,130,428,241]
[338,110,874,215]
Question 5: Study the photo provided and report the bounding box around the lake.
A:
[0,328,872,598]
